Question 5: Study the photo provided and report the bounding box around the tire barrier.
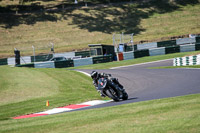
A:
[137,42,157,50]
[123,51,134,60]
[31,54,53,62]
[133,37,200,51]
[149,47,165,56]
[0,58,7,65]
[75,51,90,58]
[73,57,93,67]
[122,43,200,61]
[157,40,177,47]
[1,37,200,66]
[16,55,113,68]
[93,55,113,64]
[173,54,200,66]
[180,44,196,52]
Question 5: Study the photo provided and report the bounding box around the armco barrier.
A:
[134,49,149,58]
[73,57,93,67]
[180,44,196,52]
[174,54,200,66]
[123,51,134,60]
[149,47,165,56]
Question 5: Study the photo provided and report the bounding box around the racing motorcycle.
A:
[97,75,128,102]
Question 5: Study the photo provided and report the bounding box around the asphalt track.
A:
[73,59,200,111]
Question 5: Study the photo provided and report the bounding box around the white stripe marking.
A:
[76,70,91,76]
[111,59,173,69]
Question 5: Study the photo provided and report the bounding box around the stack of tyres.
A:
[0,58,8,65]
[93,55,112,64]
[165,45,180,54]
[75,51,90,58]
[157,40,176,47]
[31,54,53,62]
[134,49,149,58]
[54,60,74,68]
[195,37,200,51]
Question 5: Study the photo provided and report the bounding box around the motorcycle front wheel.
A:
[122,91,128,100]
[105,89,120,102]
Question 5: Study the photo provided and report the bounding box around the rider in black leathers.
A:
[90,71,124,97]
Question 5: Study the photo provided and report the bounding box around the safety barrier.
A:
[134,49,149,58]
[149,47,165,56]
[173,54,200,66]
[75,51,90,58]
[1,37,200,66]
[16,55,113,68]
[180,44,196,52]
[123,51,134,60]
[93,55,113,64]
[73,57,93,67]
[31,54,53,62]
[122,43,200,61]
[137,42,157,50]
[0,58,7,65]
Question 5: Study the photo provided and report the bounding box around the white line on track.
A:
[110,59,173,69]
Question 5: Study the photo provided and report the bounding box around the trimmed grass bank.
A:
[0,94,199,133]
[0,66,103,120]
[0,2,200,58]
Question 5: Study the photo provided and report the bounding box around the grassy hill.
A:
[0,0,200,58]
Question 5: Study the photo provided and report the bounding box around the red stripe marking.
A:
[59,104,90,109]
[13,113,48,119]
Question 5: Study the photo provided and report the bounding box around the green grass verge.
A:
[0,66,106,121]
[0,51,200,132]
[0,94,199,133]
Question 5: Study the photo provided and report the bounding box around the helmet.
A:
[91,71,98,79]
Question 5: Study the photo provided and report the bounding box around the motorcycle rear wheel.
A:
[105,89,120,102]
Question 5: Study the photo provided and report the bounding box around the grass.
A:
[0,66,105,120]
[0,1,200,58]
[0,93,199,133]
[0,51,200,132]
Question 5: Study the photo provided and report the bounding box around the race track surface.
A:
[73,59,200,111]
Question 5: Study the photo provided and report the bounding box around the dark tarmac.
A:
[72,59,200,111]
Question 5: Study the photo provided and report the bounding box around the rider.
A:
[90,71,124,97]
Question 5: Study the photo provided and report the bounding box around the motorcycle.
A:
[97,75,128,102]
